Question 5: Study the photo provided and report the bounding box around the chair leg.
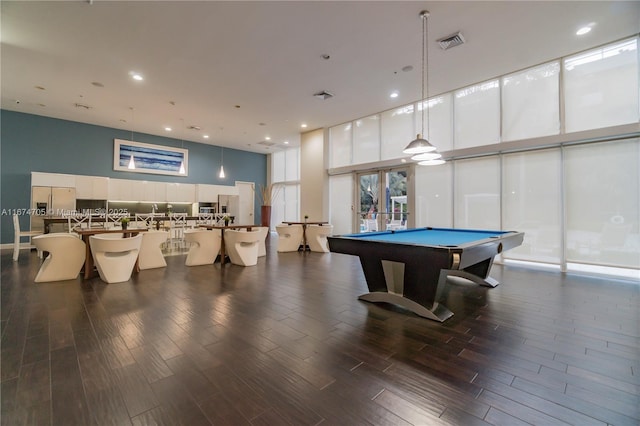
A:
[13,237,19,261]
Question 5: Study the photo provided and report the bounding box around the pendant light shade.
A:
[411,152,442,161]
[403,10,443,165]
[404,134,437,155]
[219,165,226,179]
[179,161,186,175]
[418,159,446,166]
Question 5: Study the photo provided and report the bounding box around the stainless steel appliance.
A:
[31,186,76,232]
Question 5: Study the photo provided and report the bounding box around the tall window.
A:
[271,148,300,229]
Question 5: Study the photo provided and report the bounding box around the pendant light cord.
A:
[421,10,430,139]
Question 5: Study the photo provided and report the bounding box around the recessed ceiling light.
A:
[203,135,209,139]
[283,141,289,145]
[301,123,308,128]
[129,71,144,81]
[390,91,399,98]
[164,127,172,131]
[576,26,592,36]
[265,136,271,141]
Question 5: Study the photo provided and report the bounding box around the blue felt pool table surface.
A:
[341,227,511,247]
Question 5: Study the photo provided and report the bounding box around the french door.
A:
[356,167,410,233]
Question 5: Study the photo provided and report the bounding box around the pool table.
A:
[327,227,524,322]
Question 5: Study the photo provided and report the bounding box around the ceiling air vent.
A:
[257,141,277,147]
[437,32,465,50]
[313,90,334,100]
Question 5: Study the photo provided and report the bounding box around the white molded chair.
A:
[13,214,43,261]
[225,229,261,266]
[256,226,269,257]
[138,230,168,270]
[306,224,333,253]
[184,229,221,266]
[275,224,303,252]
[89,234,143,283]
[32,233,85,282]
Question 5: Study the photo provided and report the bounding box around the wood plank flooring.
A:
[2,237,639,425]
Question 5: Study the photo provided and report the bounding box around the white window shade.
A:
[564,38,639,132]
[502,62,560,141]
[353,114,381,165]
[502,149,562,264]
[454,157,501,229]
[565,139,640,269]
[415,161,453,228]
[329,123,352,168]
[454,80,501,149]
[381,105,414,161]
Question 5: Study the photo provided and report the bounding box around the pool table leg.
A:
[357,256,453,321]
[448,257,500,287]
[358,292,453,322]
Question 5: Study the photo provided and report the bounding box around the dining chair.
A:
[197,213,214,226]
[138,230,169,270]
[89,234,143,283]
[105,212,129,229]
[135,213,156,229]
[184,229,221,266]
[275,224,303,252]
[306,224,333,253]
[32,233,85,282]
[64,211,90,236]
[12,214,43,261]
[169,213,188,249]
[224,229,261,266]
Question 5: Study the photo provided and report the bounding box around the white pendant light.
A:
[218,127,226,179]
[403,10,442,161]
[128,107,136,170]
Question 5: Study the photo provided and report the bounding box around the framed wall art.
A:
[114,139,188,176]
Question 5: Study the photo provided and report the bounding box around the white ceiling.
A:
[2,1,638,153]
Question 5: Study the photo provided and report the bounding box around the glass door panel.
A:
[357,168,408,233]
[385,170,408,230]
[358,173,380,232]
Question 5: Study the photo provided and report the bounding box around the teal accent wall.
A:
[0,110,267,244]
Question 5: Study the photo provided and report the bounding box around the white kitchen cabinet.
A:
[166,183,195,202]
[139,181,166,202]
[31,172,75,188]
[75,175,109,199]
[196,184,219,202]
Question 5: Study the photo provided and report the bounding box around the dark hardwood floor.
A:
[1,237,639,425]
